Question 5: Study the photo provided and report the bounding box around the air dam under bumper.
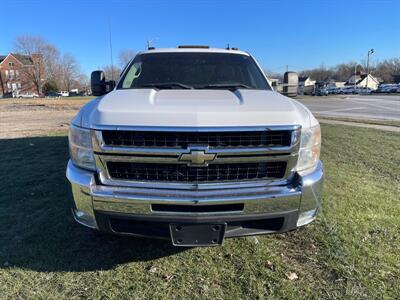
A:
[66,160,323,242]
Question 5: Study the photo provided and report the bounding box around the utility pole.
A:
[366,49,374,91]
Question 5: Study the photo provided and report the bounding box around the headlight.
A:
[68,125,96,171]
[296,124,321,173]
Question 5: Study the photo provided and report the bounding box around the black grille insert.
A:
[106,161,287,183]
[102,130,292,148]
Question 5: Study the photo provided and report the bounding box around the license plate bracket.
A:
[169,223,227,247]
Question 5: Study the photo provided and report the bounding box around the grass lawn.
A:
[316,115,400,128]
[0,95,94,102]
[0,125,399,299]
[0,96,94,107]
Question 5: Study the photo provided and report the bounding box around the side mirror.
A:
[91,70,107,96]
[108,80,116,91]
[283,71,299,97]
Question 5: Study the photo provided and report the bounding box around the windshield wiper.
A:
[140,82,193,89]
[197,83,253,90]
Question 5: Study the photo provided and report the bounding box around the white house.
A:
[346,72,380,90]
[298,76,316,95]
[324,78,346,88]
[268,78,283,92]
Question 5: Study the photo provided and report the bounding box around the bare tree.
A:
[0,72,5,95]
[118,49,137,69]
[333,62,363,81]
[263,69,283,80]
[72,74,90,93]
[13,35,59,94]
[297,57,400,83]
[375,58,400,83]
[103,64,121,81]
[59,53,80,92]
[299,64,334,82]
[45,46,61,82]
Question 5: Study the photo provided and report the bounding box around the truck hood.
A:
[75,89,315,129]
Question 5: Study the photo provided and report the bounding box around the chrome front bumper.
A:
[66,160,323,236]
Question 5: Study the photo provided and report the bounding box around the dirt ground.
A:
[0,98,92,139]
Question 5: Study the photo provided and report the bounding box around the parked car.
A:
[326,87,339,95]
[355,87,373,94]
[17,92,39,99]
[59,91,69,97]
[66,46,323,246]
[0,92,14,99]
[374,84,398,94]
[45,91,61,98]
[387,86,398,93]
[312,88,328,96]
[78,91,89,96]
[372,85,387,93]
[338,87,356,94]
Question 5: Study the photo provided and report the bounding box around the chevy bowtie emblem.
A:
[179,149,216,166]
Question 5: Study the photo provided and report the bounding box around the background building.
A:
[0,53,44,97]
[345,71,380,89]
[298,76,316,95]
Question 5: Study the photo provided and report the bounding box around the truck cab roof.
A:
[137,47,249,56]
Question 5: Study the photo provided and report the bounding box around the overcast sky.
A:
[1,0,399,75]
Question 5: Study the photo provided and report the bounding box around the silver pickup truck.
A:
[66,46,323,246]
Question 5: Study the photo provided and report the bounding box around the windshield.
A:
[117,52,271,90]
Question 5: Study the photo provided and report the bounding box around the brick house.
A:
[0,53,45,97]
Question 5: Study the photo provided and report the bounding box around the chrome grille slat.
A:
[101,130,292,148]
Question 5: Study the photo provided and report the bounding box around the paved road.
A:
[297,95,400,120]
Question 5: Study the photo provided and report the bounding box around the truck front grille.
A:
[95,127,300,187]
[106,161,287,183]
[102,130,292,148]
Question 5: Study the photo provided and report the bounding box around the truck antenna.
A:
[108,18,114,81]
[147,39,155,50]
